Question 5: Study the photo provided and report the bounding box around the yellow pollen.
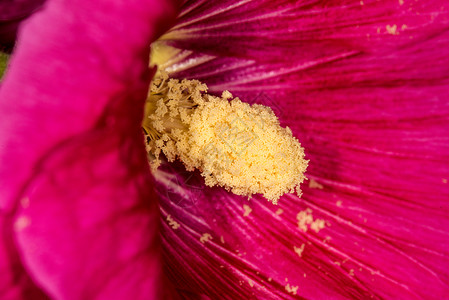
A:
[309,179,324,189]
[166,214,180,230]
[296,208,326,233]
[386,24,399,35]
[285,283,298,295]
[200,233,213,244]
[248,279,254,287]
[294,244,305,257]
[243,204,252,217]
[144,72,308,204]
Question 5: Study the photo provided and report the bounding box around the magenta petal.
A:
[165,0,449,78]
[14,132,165,299]
[0,0,178,298]
[0,0,177,207]
[0,213,47,299]
[0,0,46,51]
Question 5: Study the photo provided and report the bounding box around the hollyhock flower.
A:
[1,1,449,300]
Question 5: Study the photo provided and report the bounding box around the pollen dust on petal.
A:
[285,283,299,295]
[294,244,305,257]
[275,208,284,215]
[14,216,31,231]
[243,204,252,217]
[248,279,254,287]
[297,208,326,233]
[386,24,399,35]
[166,214,180,230]
[309,179,323,189]
[200,233,213,244]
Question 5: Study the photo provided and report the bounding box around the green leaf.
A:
[0,52,10,79]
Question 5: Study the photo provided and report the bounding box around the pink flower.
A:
[1,0,449,299]
[0,0,46,52]
[0,0,178,298]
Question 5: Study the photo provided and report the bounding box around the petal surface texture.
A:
[0,0,178,299]
[0,0,46,51]
[153,0,449,299]
[0,212,48,299]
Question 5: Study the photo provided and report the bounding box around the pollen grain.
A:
[144,72,308,204]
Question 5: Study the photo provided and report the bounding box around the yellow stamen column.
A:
[144,73,308,204]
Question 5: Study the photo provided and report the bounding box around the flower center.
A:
[143,72,308,204]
